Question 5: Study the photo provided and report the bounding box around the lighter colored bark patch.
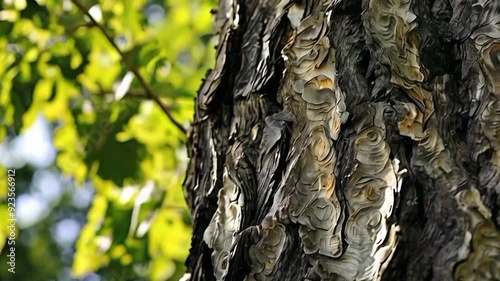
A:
[246,217,287,281]
[246,0,347,279]
[203,169,243,280]
[364,0,433,120]
[455,220,500,280]
[283,0,345,258]
[312,104,403,281]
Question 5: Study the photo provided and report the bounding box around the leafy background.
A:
[0,0,215,280]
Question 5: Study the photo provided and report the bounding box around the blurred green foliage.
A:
[0,0,215,280]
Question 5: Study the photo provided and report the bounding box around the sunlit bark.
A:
[184,1,500,280]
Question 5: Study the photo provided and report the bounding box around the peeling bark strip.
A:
[184,0,500,280]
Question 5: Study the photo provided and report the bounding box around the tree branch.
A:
[70,0,187,134]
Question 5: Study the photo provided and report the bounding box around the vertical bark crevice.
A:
[184,0,242,278]
[330,1,370,110]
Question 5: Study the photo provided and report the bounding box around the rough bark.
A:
[183,0,500,280]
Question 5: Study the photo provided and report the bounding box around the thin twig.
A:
[70,0,187,134]
[65,22,93,34]
[99,88,167,103]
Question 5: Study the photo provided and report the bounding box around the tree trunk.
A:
[183,0,500,280]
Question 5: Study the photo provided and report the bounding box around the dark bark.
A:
[183,0,500,280]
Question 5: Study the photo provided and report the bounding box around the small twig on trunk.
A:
[70,0,187,134]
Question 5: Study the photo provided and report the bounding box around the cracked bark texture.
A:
[183,0,500,280]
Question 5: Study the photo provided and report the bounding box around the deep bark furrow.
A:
[184,0,240,278]
[204,94,268,279]
[253,113,291,224]
[399,83,472,281]
[330,3,369,110]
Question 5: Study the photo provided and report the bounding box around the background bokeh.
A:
[0,0,216,280]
